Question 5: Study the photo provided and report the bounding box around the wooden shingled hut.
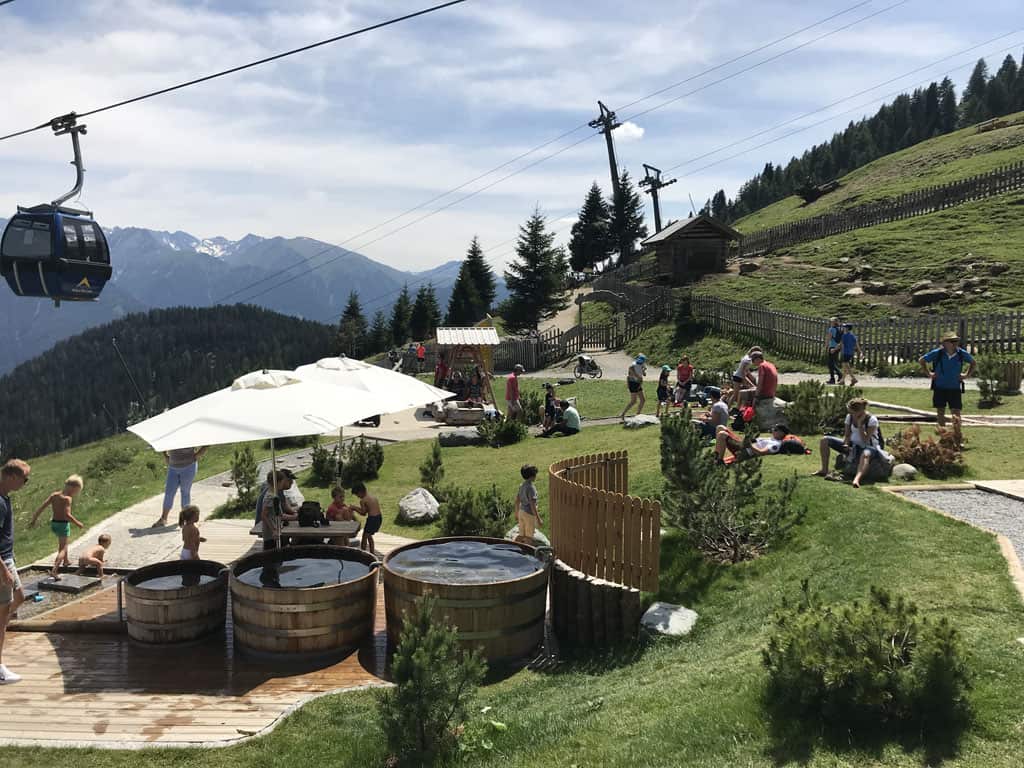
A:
[640,215,741,283]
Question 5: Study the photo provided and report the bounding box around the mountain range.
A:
[0,218,501,375]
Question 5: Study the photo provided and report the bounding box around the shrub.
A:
[890,425,964,478]
[339,437,385,486]
[419,438,445,490]
[230,446,259,507]
[310,439,339,484]
[263,434,318,449]
[660,409,805,563]
[520,389,544,426]
[477,417,528,447]
[439,485,513,538]
[86,445,135,478]
[781,380,862,435]
[763,582,972,739]
[976,357,1005,407]
[378,596,487,767]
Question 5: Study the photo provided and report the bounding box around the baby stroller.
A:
[573,354,603,379]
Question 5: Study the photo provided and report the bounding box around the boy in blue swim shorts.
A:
[30,474,85,581]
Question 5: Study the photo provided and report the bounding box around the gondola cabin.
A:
[1,205,112,304]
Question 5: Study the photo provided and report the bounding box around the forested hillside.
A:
[0,305,334,458]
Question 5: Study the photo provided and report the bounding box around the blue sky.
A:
[1,0,1021,273]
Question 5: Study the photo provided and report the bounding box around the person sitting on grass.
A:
[729,347,761,407]
[542,383,559,429]
[540,400,581,437]
[693,387,730,438]
[77,534,112,578]
[514,465,543,545]
[714,423,790,463]
[812,397,892,488]
[30,474,85,581]
[351,482,382,556]
[656,365,672,417]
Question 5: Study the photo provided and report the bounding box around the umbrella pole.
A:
[272,438,281,549]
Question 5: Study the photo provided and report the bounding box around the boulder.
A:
[955,277,984,291]
[908,288,949,307]
[909,279,934,293]
[843,286,864,297]
[624,414,660,429]
[738,261,761,274]
[862,281,890,295]
[838,257,850,264]
[891,463,918,481]
[397,488,440,524]
[641,602,698,637]
[505,526,550,547]
[755,397,789,431]
[987,261,1010,275]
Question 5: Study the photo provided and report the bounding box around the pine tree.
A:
[959,58,991,126]
[409,283,442,341]
[390,284,412,348]
[503,208,569,332]
[568,182,613,272]
[938,77,958,134]
[985,77,1010,119]
[463,236,496,314]
[995,53,1018,93]
[1015,51,1024,111]
[367,310,391,354]
[336,291,367,357]
[444,262,483,326]
[609,170,648,266]
[710,190,729,221]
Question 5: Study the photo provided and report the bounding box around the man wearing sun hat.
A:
[919,331,976,445]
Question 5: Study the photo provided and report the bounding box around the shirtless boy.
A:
[31,474,85,580]
[78,534,112,578]
[350,482,382,555]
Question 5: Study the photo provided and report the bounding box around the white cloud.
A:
[615,121,645,143]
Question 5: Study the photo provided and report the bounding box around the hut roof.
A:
[641,215,742,246]
[435,326,501,346]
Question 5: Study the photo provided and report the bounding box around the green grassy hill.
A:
[692,115,1024,318]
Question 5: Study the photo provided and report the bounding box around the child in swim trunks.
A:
[179,505,206,560]
[351,482,382,556]
[78,534,112,578]
[30,474,85,580]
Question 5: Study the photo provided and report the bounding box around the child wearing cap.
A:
[656,365,672,417]
[620,355,647,420]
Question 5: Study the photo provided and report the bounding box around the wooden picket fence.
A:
[548,451,660,593]
[740,160,1024,256]
[691,294,1024,367]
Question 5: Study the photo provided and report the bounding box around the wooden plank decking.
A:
[2,527,417,748]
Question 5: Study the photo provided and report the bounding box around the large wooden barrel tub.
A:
[230,545,378,659]
[124,559,228,644]
[383,537,548,664]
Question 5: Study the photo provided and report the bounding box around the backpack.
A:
[780,434,811,455]
[731,406,754,431]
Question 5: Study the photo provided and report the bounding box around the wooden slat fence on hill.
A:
[548,451,660,593]
[739,161,1024,256]
[691,294,1024,367]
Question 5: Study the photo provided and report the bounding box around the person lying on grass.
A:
[714,423,790,463]
[812,397,893,488]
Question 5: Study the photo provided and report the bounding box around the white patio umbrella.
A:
[294,355,454,412]
[128,369,384,545]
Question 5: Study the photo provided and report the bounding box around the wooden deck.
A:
[2,528,417,748]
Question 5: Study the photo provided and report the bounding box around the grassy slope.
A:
[736,113,1024,232]
[9,434,268,565]
[8,423,1024,767]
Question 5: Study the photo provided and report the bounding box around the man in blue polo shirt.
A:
[919,331,975,446]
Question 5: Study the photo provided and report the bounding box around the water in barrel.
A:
[387,540,542,584]
[237,556,372,589]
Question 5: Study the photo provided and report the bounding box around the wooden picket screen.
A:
[548,451,660,593]
[691,294,1024,367]
[739,160,1024,256]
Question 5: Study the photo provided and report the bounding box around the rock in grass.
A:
[398,487,440,524]
[892,463,918,481]
[641,602,698,636]
[908,288,949,307]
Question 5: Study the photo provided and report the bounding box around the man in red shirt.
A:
[416,343,426,373]
[750,351,778,401]
[505,364,524,420]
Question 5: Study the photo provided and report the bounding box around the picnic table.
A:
[249,520,361,542]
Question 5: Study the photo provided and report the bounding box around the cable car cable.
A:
[0,0,471,143]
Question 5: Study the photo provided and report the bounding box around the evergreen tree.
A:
[463,236,496,314]
[938,77,958,134]
[710,189,729,220]
[995,53,1018,93]
[336,291,367,357]
[390,284,412,347]
[409,283,442,341]
[1015,52,1024,111]
[503,208,569,332]
[368,310,391,354]
[568,182,613,272]
[985,77,1010,119]
[609,170,648,266]
[960,58,991,126]
[444,262,483,326]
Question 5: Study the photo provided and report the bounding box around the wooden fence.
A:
[549,559,643,650]
[548,451,660,593]
[740,161,1024,256]
[691,294,1024,367]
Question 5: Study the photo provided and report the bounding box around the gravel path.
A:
[903,489,1024,567]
